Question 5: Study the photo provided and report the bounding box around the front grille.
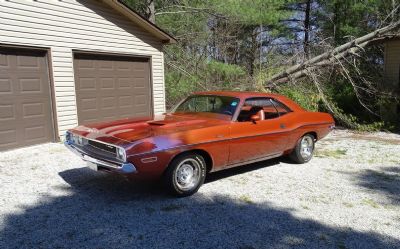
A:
[88,140,117,154]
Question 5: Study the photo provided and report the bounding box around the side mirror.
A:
[250,114,260,123]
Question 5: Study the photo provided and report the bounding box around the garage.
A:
[0,0,175,151]
[73,53,152,124]
[0,48,55,151]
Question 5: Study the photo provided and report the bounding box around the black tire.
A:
[163,153,206,197]
[289,134,315,164]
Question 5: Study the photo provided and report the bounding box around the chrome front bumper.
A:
[64,141,137,174]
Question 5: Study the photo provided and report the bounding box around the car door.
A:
[228,97,290,166]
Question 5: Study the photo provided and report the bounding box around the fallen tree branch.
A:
[265,20,400,86]
[271,38,374,84]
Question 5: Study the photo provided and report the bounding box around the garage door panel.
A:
[117,78,131,89]
[16,52,43,65]
[134,111,149,117]
[0,56,10,68]
[76,59,95,69]
[19,78,43,93]
[134,78,148,89]
[118,95,132,108]
[98,60,113,70]
[78,78,97,90]
[22,102,44,118]
[100,78,115,90]
[0,48,55,151]
[115,108,134,117]
[80,97,97,111]
[74,54,151,125]
[101,96,117,109]
[0,79,12,94]
[0,129,18,148]
[116,64,131,71]
[24,125,47,141]
[0,103,16,121]
[135,95,147,106]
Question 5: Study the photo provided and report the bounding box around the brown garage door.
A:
[0,47,55,151]
[73,53,152,125]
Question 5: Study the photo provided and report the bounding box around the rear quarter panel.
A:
[283,111,334,151]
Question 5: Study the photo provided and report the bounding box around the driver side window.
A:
[237,98,279,122]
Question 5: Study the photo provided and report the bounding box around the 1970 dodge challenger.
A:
[65,91,334,196]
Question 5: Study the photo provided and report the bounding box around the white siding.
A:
[0,0,167,136]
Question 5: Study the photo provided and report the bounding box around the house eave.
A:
[103,0,177,44]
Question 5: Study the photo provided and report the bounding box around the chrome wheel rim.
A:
[175,158,201,191]
[300,136,314,160]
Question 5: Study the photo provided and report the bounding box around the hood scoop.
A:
[147,119,206,127]
[147,121,166,126]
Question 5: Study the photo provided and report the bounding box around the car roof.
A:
[194,91,282,99]
[193,91,305,112]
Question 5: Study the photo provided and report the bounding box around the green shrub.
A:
[165,59,249,108]
[205,60,246,86]
[277,84,320,112]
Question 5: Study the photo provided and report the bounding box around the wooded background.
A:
[124,0,400,131]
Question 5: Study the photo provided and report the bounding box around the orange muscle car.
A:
[65,91,335,196]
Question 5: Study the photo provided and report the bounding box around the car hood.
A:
[70,113,229,145]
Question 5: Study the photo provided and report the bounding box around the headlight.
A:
[65,131,71,142]
[66,132,87,146]
[78,136,83,145]
[76,136,88,146]
[116,147,126,161]
[65,131,75,145]
[73,135,79,145]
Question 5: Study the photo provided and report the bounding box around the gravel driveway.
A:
[0,129,399,249]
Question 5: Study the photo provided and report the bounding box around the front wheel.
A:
[290,134,315,164]
[163,153,206,197]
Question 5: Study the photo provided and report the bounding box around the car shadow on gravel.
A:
[1,167,399,249]
[205,158,281,183]
[352,165,400,205]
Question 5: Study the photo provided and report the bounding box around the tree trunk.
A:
[303,0,312,59]
[145,0,155,23]
[332,1,340,45]
[249,29,258,76]
[392,0,397,23]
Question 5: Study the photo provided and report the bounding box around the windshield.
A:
[173,95,240,117]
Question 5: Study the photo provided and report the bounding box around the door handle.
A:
[280,123,286,129]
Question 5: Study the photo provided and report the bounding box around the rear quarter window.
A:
[271,99,292,116]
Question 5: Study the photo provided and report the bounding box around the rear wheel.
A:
[163,153,206,197]
[290,134,315,163]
